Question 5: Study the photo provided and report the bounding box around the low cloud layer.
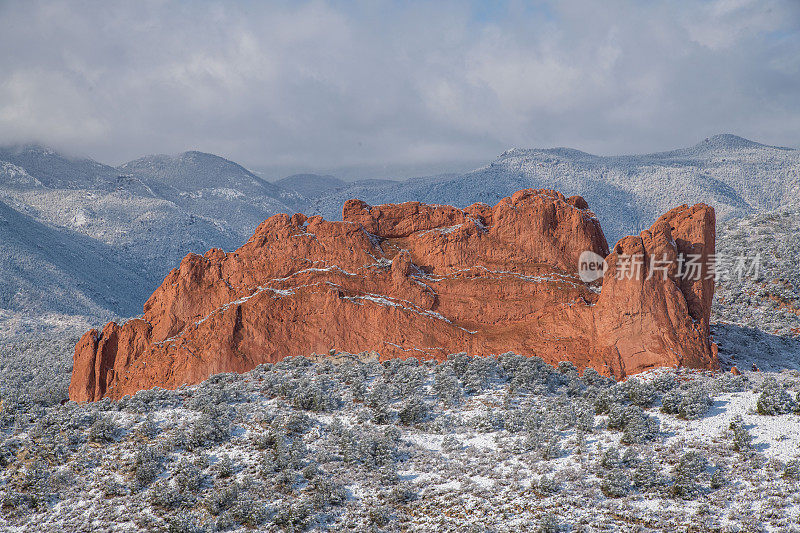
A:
[1,0,798,172]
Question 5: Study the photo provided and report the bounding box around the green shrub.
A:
[186,412,231,451]
[132,446,164,490]
[670,451,708,498]
[621,412,660,444]
[730,415,753,452]
[633,458,663,491]
[623,379,657,408]
[601,468,630,497]
[206,483,239,516]
[398,396,428,425]
[601,447,621,469]
[661,386,713,420]
[535,475,560,495]
[88,415,116,443]
[783,459,800,480]
[756,378,796,415]
[537,513,562,533]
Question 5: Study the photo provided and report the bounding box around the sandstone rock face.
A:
[69,189,718,401]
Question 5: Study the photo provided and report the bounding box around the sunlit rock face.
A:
[69,189,717,401]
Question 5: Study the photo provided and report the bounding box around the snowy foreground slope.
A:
[3,338,800,532]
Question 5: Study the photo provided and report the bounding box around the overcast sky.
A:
[1,0,798,176]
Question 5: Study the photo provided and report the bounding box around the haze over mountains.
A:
[273,174,400,199]
[0,134,798,323]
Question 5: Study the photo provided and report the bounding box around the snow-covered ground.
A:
[2,349,800,532]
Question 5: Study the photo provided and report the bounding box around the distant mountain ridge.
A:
[0,146,305,323]
[0,144,118,189]
[0,134,798,323]
[307,134,799,244]
[119,151,288,198]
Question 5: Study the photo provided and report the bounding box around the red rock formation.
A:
[69,189,718,401]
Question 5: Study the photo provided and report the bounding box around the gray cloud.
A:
[0,0,798,172]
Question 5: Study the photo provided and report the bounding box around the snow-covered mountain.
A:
[0,144,119,189]
[308,134,800,245]
[119,151,292,199]
[0,161,45,189]
[115,151,303,259]
[0,199,151,318]
[275,173,401,199]
[0,146,303,323]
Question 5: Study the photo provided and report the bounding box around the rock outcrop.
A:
[69,189,718,401]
